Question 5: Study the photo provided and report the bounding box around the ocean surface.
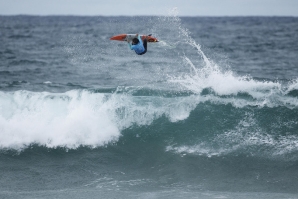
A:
[1,13,298,199]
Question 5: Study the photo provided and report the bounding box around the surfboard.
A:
[110,34,159,43]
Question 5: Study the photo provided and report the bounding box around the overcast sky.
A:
[0,0,298,16]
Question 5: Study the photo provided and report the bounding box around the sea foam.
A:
[0,89,198,150]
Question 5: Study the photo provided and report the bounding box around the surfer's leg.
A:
[138,39,147,55]
[143,39,147,51]
[137,39,147,55]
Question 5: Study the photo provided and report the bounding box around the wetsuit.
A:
[128,35,147,55]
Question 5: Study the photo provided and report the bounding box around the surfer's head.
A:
[132,38,139,45]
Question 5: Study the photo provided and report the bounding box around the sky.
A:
[0,0,298,16]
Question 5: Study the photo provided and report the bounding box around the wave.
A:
[0,89,198,150]
[1,82,298,156]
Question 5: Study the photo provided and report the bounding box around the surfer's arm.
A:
[137,35,143,46]
[127,40,132,50]
[127,41,133,50]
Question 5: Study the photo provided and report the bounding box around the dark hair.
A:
[132,38,139,44]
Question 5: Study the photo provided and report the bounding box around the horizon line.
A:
[1,14,298,18]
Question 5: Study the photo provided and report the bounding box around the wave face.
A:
[1,14,298,198]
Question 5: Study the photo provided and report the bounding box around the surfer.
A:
[127,34,148,55]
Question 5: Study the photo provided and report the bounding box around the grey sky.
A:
[0,0,298,16]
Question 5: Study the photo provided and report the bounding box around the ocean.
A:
[0,13,298,199]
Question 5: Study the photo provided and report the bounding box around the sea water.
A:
[1,13,298,199]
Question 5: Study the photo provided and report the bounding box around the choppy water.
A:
[1,13,298,198]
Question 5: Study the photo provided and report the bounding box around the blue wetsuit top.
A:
[128,35,145,54]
